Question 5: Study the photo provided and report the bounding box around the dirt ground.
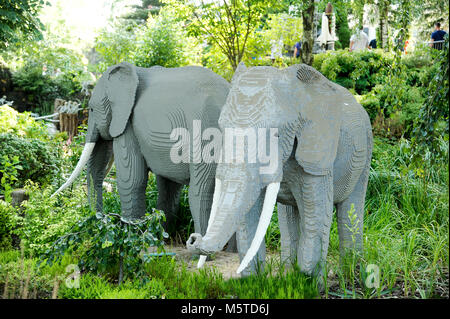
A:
[151,244,280,280]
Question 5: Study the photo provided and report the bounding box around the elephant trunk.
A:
[187,179,256,255]
[86,139,114,211]
[187,177,280,274]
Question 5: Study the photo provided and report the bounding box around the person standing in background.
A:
[293,41,302,58]
[349,28,369,52]
[430,22,447,50]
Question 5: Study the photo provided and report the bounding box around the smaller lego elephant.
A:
[52,62,230,238]
[187,63,373,277]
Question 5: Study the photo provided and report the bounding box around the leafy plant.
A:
[411,35,449,166]
[0,134,62,190]
[0,201,15,250]
[0,155,23,201]
[0,105,49,140]
[0,0,46,49]
[42,209,168,284]
[13,182,90,256]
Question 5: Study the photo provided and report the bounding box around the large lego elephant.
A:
[52,62,230,236]
[187,63,373,277]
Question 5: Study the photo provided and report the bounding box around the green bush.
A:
[0,134,62,190]
[12,61,80,114]
[42,209,168,284]
[13,182,90,256]
[3,36,90,114]
[0,201,15,250]
[313,49,393,94]
[0,105,49,141]
[132,10,189,68]
[95,7,201,73]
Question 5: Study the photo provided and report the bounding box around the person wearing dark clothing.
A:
[430,22,447,50]
[293,41,302,58]
[369,38,377,49]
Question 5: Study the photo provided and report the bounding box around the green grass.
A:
[323,137,449,298]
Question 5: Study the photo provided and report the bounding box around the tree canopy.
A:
[0,0,48,49]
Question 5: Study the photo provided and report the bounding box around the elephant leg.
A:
[156,175,183,234]
[236,190,266,277]
[294,169,334,277]
[336,164,370,257]
[277,203,299,268]
[87,139,113,212]
[225,233,238,253]
[113,123,149,219]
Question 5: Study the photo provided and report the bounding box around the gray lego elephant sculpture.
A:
[52,62,230,236]
[187,63,373,277]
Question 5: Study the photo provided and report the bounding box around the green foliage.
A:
[313,49,393,94]
[95,7,201,73]
[42,209,168,284]
[132,8,191,68]
[0,0,46,49]
[13,182,90,256]
[121,0,164,22]
[0,201,15,250]
[226,262,318,299]
[0,154,22,201]
[11,61,80,114]
[168,0,278,69]
[262,13,303,52]
[59,256,318,299]
[1,30,91,113]
[312,47,443,139]
[94,24,137,72]
[59,273,167,299]
[411,36,449,166]
[0,133,61,190]
[0,249,76,299]
[0,104,49,140]
[335,1,351,49]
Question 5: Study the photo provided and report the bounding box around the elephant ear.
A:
[288,64,342,176]
[105,62,139,138]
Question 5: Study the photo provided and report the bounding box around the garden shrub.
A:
[12,61,82,114]
[95,7,201,73]
[312,49,393,94]
[13,182,90,256]
[0,201,15,250]
[42,209,168,284]
[0,134,62,190]
[0,105,49,140]
[133,9,190,68]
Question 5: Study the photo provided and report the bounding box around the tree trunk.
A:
[59,113,78,140]
[301,0,316,66]
[379,0,389,50]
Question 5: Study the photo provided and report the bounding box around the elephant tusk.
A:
[198,178,222,269]
[51,142,96,198]
[236,182,280,274]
